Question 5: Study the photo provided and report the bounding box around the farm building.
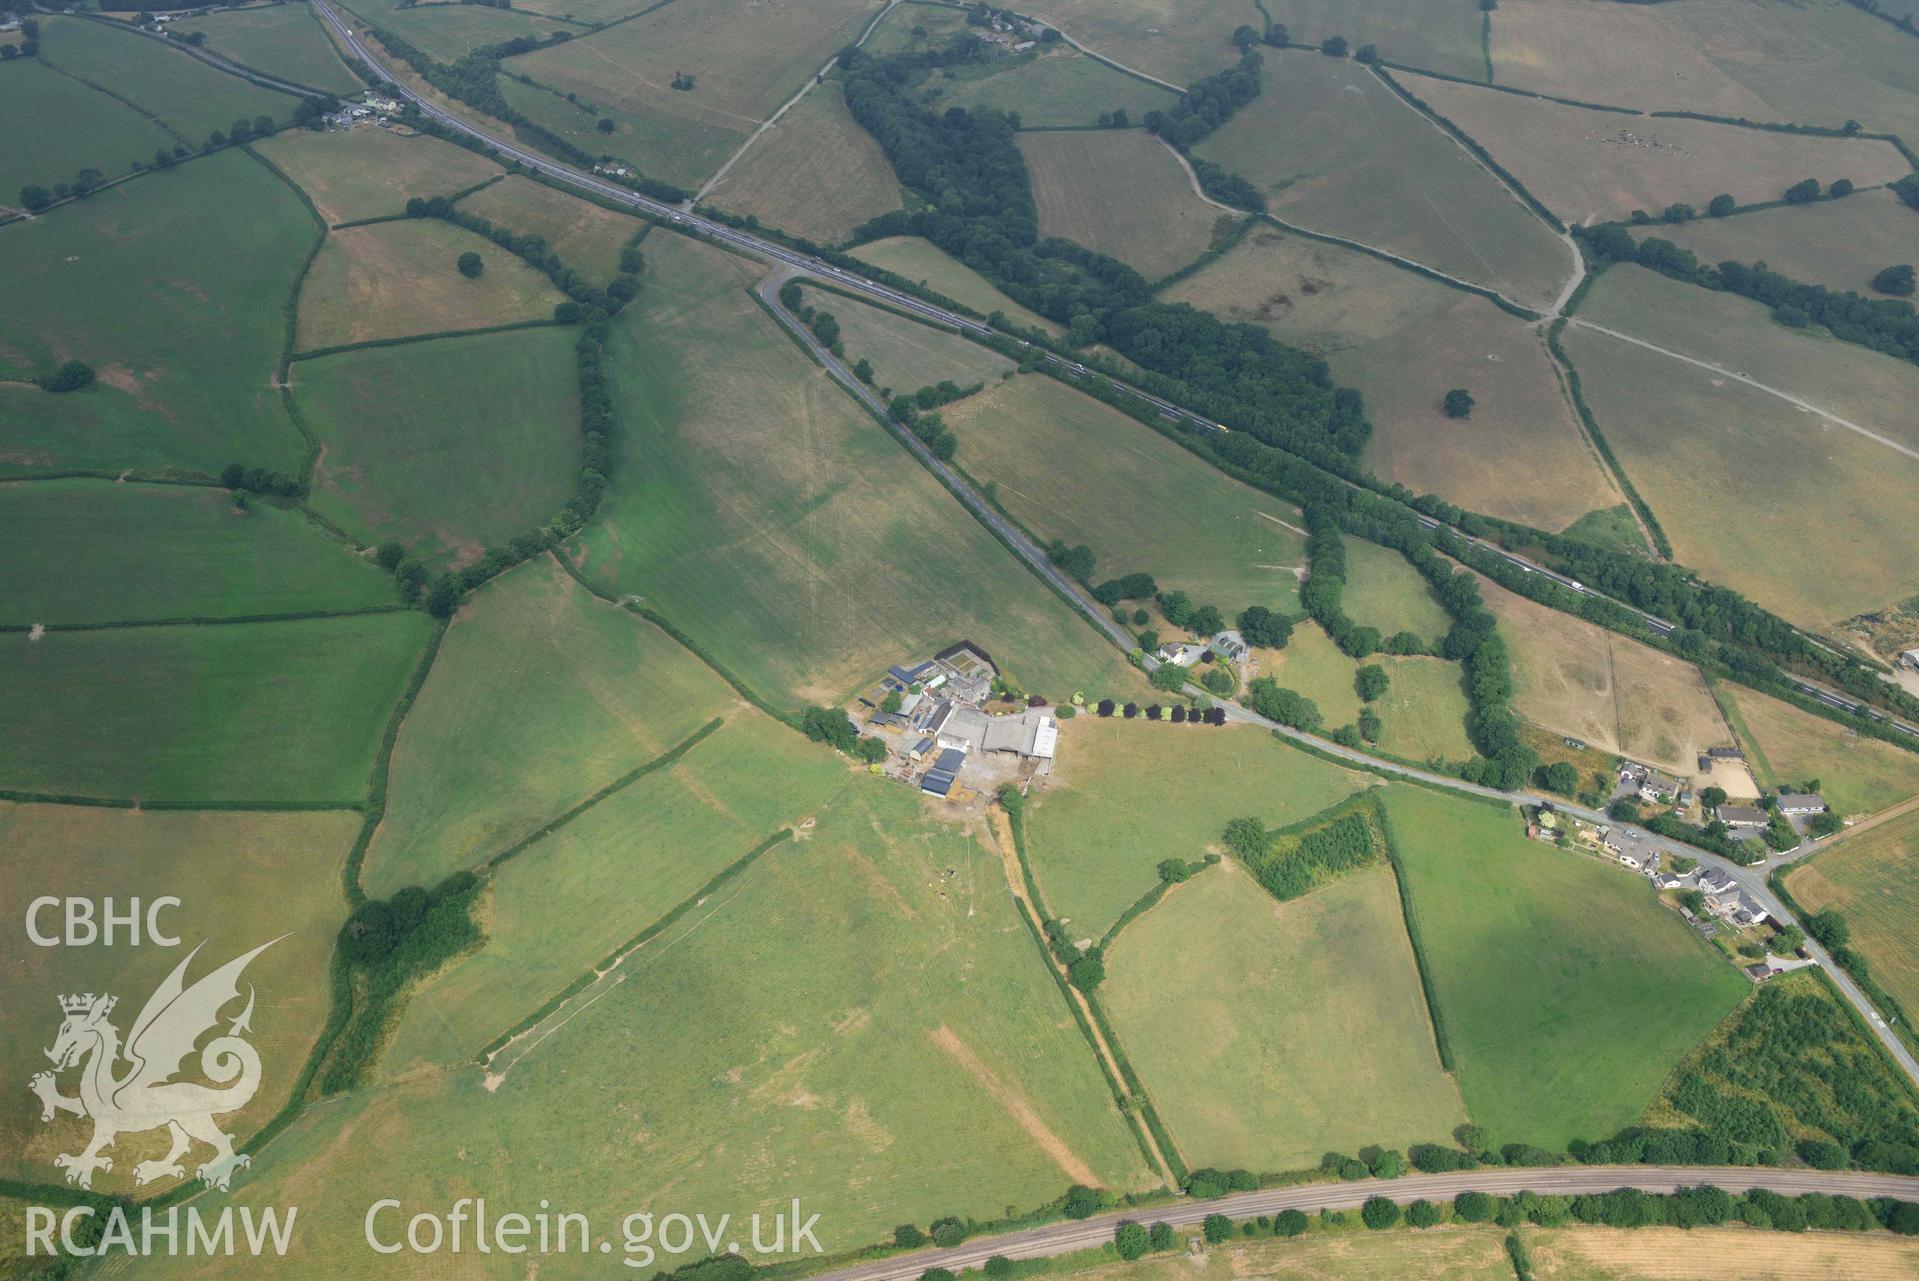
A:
[1901,649,1919,672]
[1715,804,1769,828]
[1697,745,1745,771]
[920,747,968,797]
[1775,793,1827,815]
[929,701,991,753]
[981,710,1058,760]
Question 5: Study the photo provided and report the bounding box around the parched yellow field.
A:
[1405,72,1912,225]
[1491,0,1919,142]
[1720,683,1919,820]
[704,82,903,245]
[1017,130,1227,281]
[256,125,502,225]
[1478,574,1731,777]
[1103,864,1467,1172]
[1786,806,1919,1032]
[1195,49,1570,309]
[1529,1225,1919,1280]
[1062,1227,1519,1281]
[944,373,1307,616]
[454,174,641,280]
[1015,0,1253,86]
[1630,189,1919,299]
[1162,227,1623,532]
[0,803,357,1191]
[504,0,886,188]
[296,219,566,349]
[1563,272,1919,630]
[850,235,1063,334]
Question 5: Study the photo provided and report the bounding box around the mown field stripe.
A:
[476,717,725,873]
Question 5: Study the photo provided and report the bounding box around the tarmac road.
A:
[812,1166,1919,1281]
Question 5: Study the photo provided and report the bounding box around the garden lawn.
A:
[361,555,739,897]
[1023,717,1368,937]
[38,15,302,138]
[566,234,1144,710]
[0,150,314,479]
[296,218,567,349]
[0,611,432,802]
[0,478,394,625]
[945,374,1307,616]
[0,803,357,1190]
[703,82,903,245]
[1104,864,1467,1171]
[295,325,582,569]
[0,57,175,211]
[1381,785,1748,1150]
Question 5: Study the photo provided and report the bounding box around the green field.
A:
[1161,227,1624,533]
[38,16,301,139]
[1491,0,1919,142]
[0,57,175,209]
[1105,863,1466,1171]
[566,234,1144,709]
[124,781,1159,1278]
[1255,623,1472,760]
[1342,537,1452,640]
[346,0,573,61]
[1269,0,1486,79]
[0,611,431,802]
[1023,718,1368,937]
[1786,807,1919,1029]
[0,479,394,624]
[0,150,313,479]
[945,374,1307,615]
[1630,189,1919,300]
[295,326,581,567]
[1564,270,1919,630]
[361,555,741,897]
[850,236,1063,334]
[456,173,640,280]
[1405,71,1911,225]
[1381,785,1748,1150]
[169,3,359,93]
[257,124,503,225]
[1016,0,1252,85]
[504,0,885,188]
[913,43,1178,129]
[796,285,1013,393]
[704,82,903,245]
[0,803,358,1190]
[1720,683,1919,819]
[296,218,567,350]
[1018,129,1227,280]
[381,709,850,1071]
[1193,49,1570,309]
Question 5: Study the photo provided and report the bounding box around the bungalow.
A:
[1698,868,1739,897]
[1776,793,1827,815]
[1716,804,1769,828]
[1653,871,1688,890]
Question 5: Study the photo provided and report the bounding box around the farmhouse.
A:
[1715,804,1769,828]
[1156,641,1207,668]
[1775,793,1827,815]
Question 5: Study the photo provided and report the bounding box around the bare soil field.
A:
[1478,573,1731,777]
[1018,130,1226,280]
[1562,282,1919,631]
[1406,71,1911,225]
[258,125,503,225]
[1194,50,1570,309]
[1161,227,1623,532]
[296,219,566,349]
[454,173,641,280]
[1490,0,1919,142]
[703,82,903,245]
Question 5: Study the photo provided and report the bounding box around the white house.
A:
[1156,642,1206,668]
[1776,793,1827,815]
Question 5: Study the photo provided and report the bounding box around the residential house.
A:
[1653,871,1688,891]
[1156,642,1206,668]
[1715,804,1769,828]
[1776,793,1827,815]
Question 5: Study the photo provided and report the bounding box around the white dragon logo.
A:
[28,938,280,1191]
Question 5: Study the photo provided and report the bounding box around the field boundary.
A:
[0,603,410,633]
[1373,791,1459,1073]
[1369,65,1566,233]
[289,316,563,362]
[32,47,195,147]
[1543,313,1673,559]
[0,789,364,812]
[1256,213,1541,320]
[475,716,725,873]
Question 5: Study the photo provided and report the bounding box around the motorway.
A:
[812,1166,1919,1281]
[311,0,1918,746]
[312,0,1919,1087]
